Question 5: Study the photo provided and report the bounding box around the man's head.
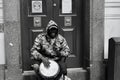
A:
[46,20,58,39]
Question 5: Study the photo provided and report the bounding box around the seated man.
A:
[31,20,70,80]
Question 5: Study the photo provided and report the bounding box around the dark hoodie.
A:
[46,20,58,31]
[31,20,70,59]
[46,20,58,39]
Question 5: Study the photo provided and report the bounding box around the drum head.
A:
[39,60,60,78]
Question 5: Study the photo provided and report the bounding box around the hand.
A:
[32,51,40,59]
[42,57,50,68]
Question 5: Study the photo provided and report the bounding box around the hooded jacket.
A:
[31,20,70,59]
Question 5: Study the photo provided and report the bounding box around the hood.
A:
[46,20,58,31]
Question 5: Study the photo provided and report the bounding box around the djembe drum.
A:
[39,60,60,79]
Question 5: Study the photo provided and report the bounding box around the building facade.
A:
[0,0,104,80]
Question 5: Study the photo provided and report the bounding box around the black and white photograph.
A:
[0,0,119,80]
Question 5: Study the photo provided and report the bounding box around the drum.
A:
[39,60,60,78]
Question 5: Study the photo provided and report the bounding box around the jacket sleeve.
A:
[31,34,43,59]
[60,38,70,57]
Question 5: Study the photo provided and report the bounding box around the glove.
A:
[31,50,40,59]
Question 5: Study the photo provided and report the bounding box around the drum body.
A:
[39,60,60,79]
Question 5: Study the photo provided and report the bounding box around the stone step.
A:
[67,68,88,80]
[23,68,88,80]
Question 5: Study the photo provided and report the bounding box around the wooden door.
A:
[53,0,82,68]
[21,0,82,71]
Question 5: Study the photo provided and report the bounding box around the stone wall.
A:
[3,0,22,80]
[90,0,105,80]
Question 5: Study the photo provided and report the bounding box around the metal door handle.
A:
[53,3,57,7]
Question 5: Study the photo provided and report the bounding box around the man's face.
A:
[47,26,58,39]
[50,32,56,38]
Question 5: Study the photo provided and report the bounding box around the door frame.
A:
[20,0,90,71]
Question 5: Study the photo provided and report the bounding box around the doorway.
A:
[21,0,83,71]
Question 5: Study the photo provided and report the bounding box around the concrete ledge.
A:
[22,68,87,76]
[22,70,36,76]
[23,68,88,80]
[67,68,87,80]
[67,68,87,73]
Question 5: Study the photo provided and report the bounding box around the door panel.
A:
[21,0,82,70]
[53,0,82,67]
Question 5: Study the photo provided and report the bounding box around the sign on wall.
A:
[64,17,72,26]
[34,17,41,27]
[62,0,72,13]
[32,0,43,13]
